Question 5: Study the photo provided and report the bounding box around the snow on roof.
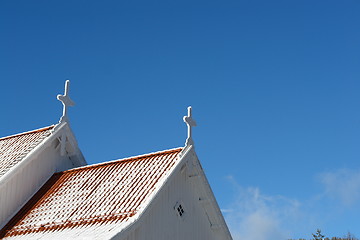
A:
[0,126,54,178]
[0,148,183,239]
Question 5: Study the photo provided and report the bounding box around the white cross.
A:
[183,106,196,147]
[57,80,75,123]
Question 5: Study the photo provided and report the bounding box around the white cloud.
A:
[224,169,360,240]
[319,168,360,207]
[224,176,304,240]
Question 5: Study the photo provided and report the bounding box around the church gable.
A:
[0,81,232,240]
[115,147,232,240]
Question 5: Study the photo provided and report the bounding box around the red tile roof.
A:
[0,148,182,239]
[0,126,54,178]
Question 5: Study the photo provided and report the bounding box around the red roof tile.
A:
[0,126,54,178]
[0,148,182,239]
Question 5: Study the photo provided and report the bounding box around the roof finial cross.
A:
[183,106,196,147]
[57,80,75,123]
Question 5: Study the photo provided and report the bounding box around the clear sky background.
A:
[1,1,360,239]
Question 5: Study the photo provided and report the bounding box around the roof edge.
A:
[60,147,183,174]
[0,125,55,141]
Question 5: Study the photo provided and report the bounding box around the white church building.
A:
[0,81,233,240]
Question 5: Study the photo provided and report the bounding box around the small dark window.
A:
[174,202,186,219]
[177,204,185,217]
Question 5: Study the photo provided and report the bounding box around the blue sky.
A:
[1,1,360,239]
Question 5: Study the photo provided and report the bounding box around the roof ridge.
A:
[60,147,183,174]
[0,125,56,141]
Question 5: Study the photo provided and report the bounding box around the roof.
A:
[0,126,54,178]
[0,148,183,239]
